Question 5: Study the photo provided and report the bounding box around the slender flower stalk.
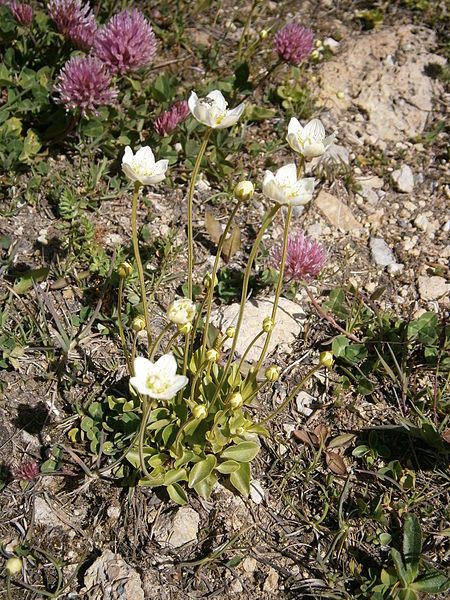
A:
[117,276,132,373]
[236,0,258,64]
[131,182,152,350]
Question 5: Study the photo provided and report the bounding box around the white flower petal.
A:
[275,163,297,185]
[154,353,178,378]
[188,91,198,115]
[206,89,227,110]
[122,163,138,182]
[286,132,302,154]
[287,117,302,136]
[304,118,325,141]
[135,146,155,165]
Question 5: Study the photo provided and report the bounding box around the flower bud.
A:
[319,351,334,368]
[192,404,207,420]
[229,392,243,409]
[336,90,345,99]
[206,349,219,362]
[178,322,193,334]
[5,557,22,576]
[225,326,235,339]
[262,317,275,333]
[314,39,323,48]
[260,29,268,39]
[311,50,320,60]
[167,298,196,325]
[235,426,245,435]
[265,365,280,382]
[203,273,218,289]
[234,180,254,202]
[117,262,133,278]
[131,316,146,332]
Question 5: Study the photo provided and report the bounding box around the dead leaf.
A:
[442,429,450,444]
[314,424,330,445]
[328,433,357,449]
[222,225,241,262]
[292,429,319,447]
[204,210,222,244]
[325,451,347,476]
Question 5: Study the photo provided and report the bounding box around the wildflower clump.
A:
[54,55,118,115]
[274,23,314,65]
[48,0,97,49]
[94,9,157,74]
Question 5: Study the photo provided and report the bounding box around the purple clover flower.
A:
[10,1,33,25]
[54,55,118,116]
[47,0,97,50]
[272,230,327,281]
[154,100,190,136]
[94,9,157,75]
[13,460,39,481]
[274,23,314,65]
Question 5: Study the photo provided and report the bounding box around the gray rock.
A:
[212,296,305,363]
[316,190,361,232]
[417,276,450,302]
[153,507,200,548]
[34,497,73,531]
[81,549,144,600]
[392,165,414,193]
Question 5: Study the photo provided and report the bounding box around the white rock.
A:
[370,238,403,273]
[417,276,450,302]
[316,190,361,232]
[323,37,340,51]
[392,165,414,193]
[34,497,72,530]
[296,391,314,416]
[81,550,144,600]
[153,507,200,548]
[212,297,305,363]
[250,479,265,504]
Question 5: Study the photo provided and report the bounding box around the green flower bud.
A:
[192,405,207,420]
[314,39,323,48]
[260,29,268,39]
[203,273,218,289]
[265,365,280,382]
[225,326,236,338]
[206,349,219,362]
[117,262,133,278]
[311,50,320,60]
[319,351,334,368]
[262,317,275,333]
[131,316,146,332]
[178,322,193,334]
[229,392,243,409]
[5,557,22,576]
[234,180,254,202]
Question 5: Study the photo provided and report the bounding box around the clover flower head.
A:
[287,117,335,159]
[274,23,314,65]
[10,1,33,26]
[188,90,245,129]
[272,230,327,281]
[167,298,196,326]
[122,146,168,186]
[154,100,190,136]
[94,9,157,74]
[13,460,39,481]
[54,55,118,116]
[48,0,97,49]
[130,354,188,400]
[262,163,315,206]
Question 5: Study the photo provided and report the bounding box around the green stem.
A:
[187,128,211,300]
[236,0,258,64]
[130,330,139,369]
[149,323,172,361]
[200,196,243,362]
[237,330,265,372]
[260,364,321,425]
[189,359,210,404]
[138,399,152,479]
[117,276,132,373]
[164,330,181,354]
[210,204,281,406]
[131,181,152,351]
[255,205,292,370]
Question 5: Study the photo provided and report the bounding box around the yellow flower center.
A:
[146,373,169,394]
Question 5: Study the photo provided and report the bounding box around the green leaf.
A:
[80,416,94,432]
[188,454,216,488]
[80,118,104,138]
[324,288,349,320]
[164,468,188,486]
[19,129,41,162]
[391,548,409,587]
[357,377,375,395]
[13,267,49,294]
[216,460,240,474]
[194,472,218,499]
[221,441,260,462]
[167,482,188,505]
[403,514,421,580]
[245,104,276,121]
[344,343,368,364]
[407,311,438,345]
[411,571,450,593]
[229,462,250,497]
[234,62,251,92]
[332,335,349,358]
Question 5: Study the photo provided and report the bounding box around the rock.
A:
[296,391,314,417]
[81,549,144,600]
[392,165,414,193]
[417,276,450,302]
[263,567,280,593]
[370,238,397,267]
[323,37,340,52]
[153,507,200,549]
[212,297,305,363]
[356,176,384,204]
[316,191,361,232]
[242,556,258,574]
[211,484,252,531]
[318,26,446,146]
[250,479,265,504]
[34,497,73,531]
[230,579,244,593]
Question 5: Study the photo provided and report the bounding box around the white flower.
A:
[167,298,196,325]
[188,90,245,129]
[130,354,188,400]
[122,146,168,185]
[286,118,335,159]
[262,163,315,206]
